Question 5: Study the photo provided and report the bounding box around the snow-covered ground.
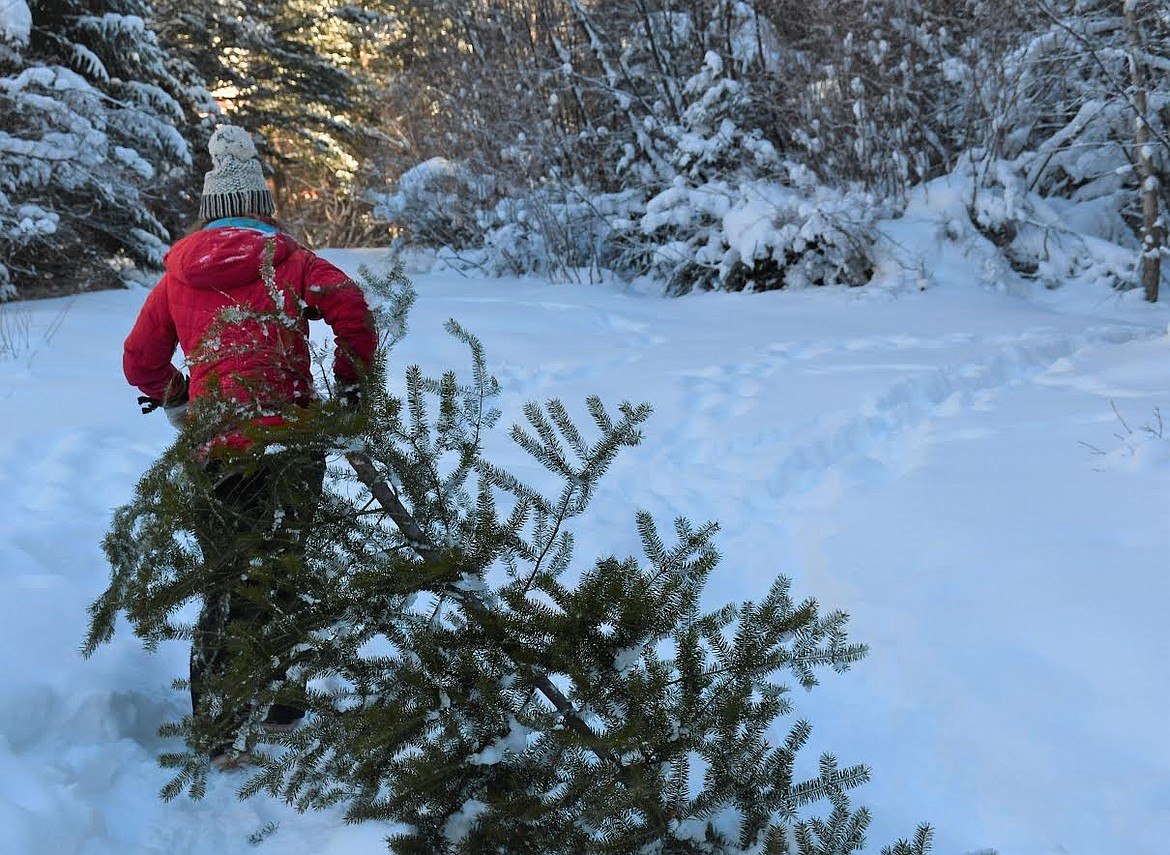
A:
[0,229,1167,854]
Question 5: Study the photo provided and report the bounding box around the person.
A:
[122,125,377,769]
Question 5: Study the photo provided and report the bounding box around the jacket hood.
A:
[165,226,296,290]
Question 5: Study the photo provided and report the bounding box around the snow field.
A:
[0,257,1167,854]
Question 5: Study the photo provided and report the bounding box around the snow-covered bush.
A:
[371,158,490,249]
[638,172,879,294]
[963,1,1169,295]
[625,51,880,293]
[965,156,1140,290]
[375,157,646,283]
[989,3,1168,197]
[0,1,31,47]
[479,185,643,282]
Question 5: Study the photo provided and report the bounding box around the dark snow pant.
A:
[189,450,326,751]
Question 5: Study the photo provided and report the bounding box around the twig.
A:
[1144,407,1164,439]
[1111,399,1132,435]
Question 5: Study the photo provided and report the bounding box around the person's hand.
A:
[163,375,190,429]
[164,399,189,429]
[137,374,190,430]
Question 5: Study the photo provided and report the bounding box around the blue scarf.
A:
[204,217,279,234]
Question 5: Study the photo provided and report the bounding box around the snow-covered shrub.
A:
[371,158,490,249]
[964,1,1169,294]
[627,48,880,293]
[990,3,1168,196]
[479,185,643,282]
[639,170,879,294]
[375,156,646,283]
[0,1,31,47]
[966,156,1141,290]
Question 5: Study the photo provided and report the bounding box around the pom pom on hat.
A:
[199,125,275,221]
[208,125,258,165]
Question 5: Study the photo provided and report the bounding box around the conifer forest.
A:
[2,1,1167,301]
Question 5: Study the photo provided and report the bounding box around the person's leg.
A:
[190,451,326,744]
[189,466,271,753]
[188,586,232,738]
[258,451,327,727]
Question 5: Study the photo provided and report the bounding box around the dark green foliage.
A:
[150,0,356,163]
[87,265,927,853]
[149,0,406,244]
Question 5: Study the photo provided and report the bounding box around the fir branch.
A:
[344,449,673,833]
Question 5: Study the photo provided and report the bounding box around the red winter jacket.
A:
[124,221,376,437]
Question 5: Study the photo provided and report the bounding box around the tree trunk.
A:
[1125,1,1162,302]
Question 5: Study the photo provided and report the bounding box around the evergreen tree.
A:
[632,45,880,295]
[150,0,401,245]
[86,267,931,854]
[0,0,206,297]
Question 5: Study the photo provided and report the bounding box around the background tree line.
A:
[1,0,1166,300]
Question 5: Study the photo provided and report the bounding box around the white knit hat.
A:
[199,125,275,220]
